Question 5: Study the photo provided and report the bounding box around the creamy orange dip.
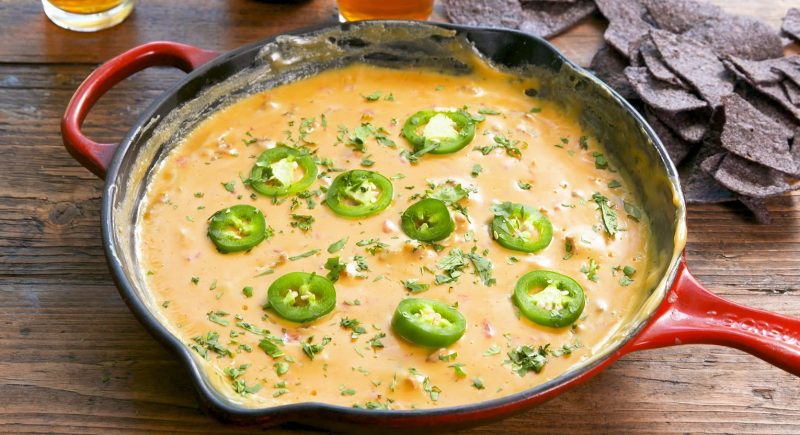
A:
[138,62,651,409]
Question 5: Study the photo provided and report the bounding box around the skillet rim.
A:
[100,20,686,425]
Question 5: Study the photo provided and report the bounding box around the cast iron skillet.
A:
[61,21,800,430]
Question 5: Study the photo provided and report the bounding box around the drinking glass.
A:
[42,0,135,32]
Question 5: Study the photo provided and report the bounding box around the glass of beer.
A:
[42,0,135,32]
[337,0,434,21]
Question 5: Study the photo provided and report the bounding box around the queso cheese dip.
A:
[138,61,652,410]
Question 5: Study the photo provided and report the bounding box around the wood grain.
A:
[0,0,798,433]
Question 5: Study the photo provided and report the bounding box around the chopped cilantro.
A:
[563,239,574,260]
[324,256,344,282]
[206,310,229,326]
[517,181,532,190]
[340,317,367,339]
[483,345,501,356]
[466,248,495,286]
[472,377,485,389]
[402,279,430,293]
[471,164,483,177]
[191,276,199,285]
[592,151,608,169]
[301,336,332,360]
[435,248,468,285]
[608,179,622,189]
[507,345,548,376]
[362,91,382,101]
[288,249,320,261]
[242,286,253,298]
[592,193,618,237]
[327,237,348,253]
[290,214,314,232]
[368,332,386,349]
[222,181,236,192]
[478,107,500,115]
[449,363,467,377]
[581,258,600,282]
[259,337,284,358]
[274,361,289,376]
[224,364,261,396]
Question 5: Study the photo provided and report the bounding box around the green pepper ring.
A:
[492,202,553,253]
[513,270,585,328]
[402,110,476,154]
[267,272,336,323]
[248,146,318,197]
[400,198,455,242]
[206,204,268,253]
[391,298,466,348]
[325,170,394,218]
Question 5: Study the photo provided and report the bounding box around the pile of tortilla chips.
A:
[444,0,800,223]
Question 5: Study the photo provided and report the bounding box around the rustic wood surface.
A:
[1,0,799,433]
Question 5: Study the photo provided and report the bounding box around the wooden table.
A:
[1,0,798,432]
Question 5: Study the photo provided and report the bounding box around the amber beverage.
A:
[47,0,124,14]
[337,0,434,21]
[42,0,135,32]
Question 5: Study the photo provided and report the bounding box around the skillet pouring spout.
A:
[624,259,800,376]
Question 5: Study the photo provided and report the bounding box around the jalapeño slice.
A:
[267,272,336,323]
[402,110,476,155]
[391,298,466,348]
[491,202,553,253]
[207,204,267,253]
[513,270,585,328]
[248,146,317,197]
[401,198,455,242]
[325,170,393,218]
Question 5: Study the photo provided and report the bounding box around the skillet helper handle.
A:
[626,259,800,376]
[62,41,219,179]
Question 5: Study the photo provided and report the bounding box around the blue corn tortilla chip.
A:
[519,0,596,38]
[720,94,796,174]
[594,0,652,60]
[651,107,710,143]
[645,109,694,165]
[590,45,637,99]
[679,143,735,204]
[783,8,800,42]
[640,0,722,34]
[703,152,795,198]
[624,66,708,113]
[443,0,523,28]
[737,195,772,224]
[650,29,734,109]
[639,35,687,88]
[683,14,783,61]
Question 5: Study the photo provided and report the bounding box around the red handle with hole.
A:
[622,259,800,376]
[62,41,219,179]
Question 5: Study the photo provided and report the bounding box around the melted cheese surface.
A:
[138,62,651,409]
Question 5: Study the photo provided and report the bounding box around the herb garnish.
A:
[301,336,332,360]
[471,164,483,177]
[581,258,600,282]
[507,345,548,376]
[224,364,261,396]
[402,279,430,293]
[327,237,348,253]
[288,249,320,261]
[324,256,344,282]
[591,193,618,237]
[290,214,314,231]
[190,331,231,358]
[340,317,367,339]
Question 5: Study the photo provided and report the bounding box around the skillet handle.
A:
[624,259,800,376]
[62,41,219,179]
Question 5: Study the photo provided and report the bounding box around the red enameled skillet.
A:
[61,21,800,430]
